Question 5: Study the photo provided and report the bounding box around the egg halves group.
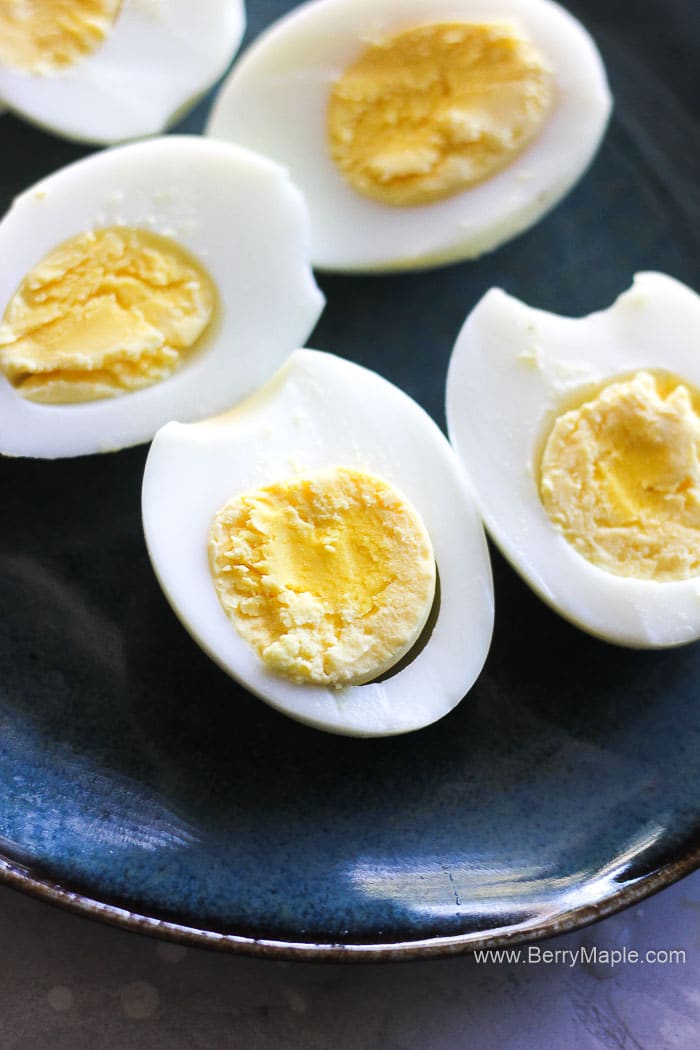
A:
[5,0,692,738]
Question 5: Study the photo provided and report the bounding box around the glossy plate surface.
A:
[1,0,699,959]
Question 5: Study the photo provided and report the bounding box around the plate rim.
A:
[2,842,699,961]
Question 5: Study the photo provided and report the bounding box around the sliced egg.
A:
[143,349,494,736]
[0,0,246,143]
[0,135,324,458]
[207,0,611,272]
[446,272,700,648]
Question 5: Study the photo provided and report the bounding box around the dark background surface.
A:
[0,0,699,951]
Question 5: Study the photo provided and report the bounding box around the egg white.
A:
[207,0,611,273]
[143,349,494,736]
[446,272,700,648]
[0,136,324,458]
[0,0,246,143]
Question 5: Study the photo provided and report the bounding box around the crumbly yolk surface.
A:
[540,372,700,581]
[0,0,121,74]
[328,21,554,207]
[0,227,216,404]
[209,467,437,687]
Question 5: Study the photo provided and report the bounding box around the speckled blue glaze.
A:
[0,0,699,954]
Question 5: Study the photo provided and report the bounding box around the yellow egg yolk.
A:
[0,0,121,74]
[540,372,700,581]
[0,227,216,404]
[328,21,554,207]
[209,467,437,686]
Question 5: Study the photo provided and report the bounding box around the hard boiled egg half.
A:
[207,0,611,272]
[446,272,700,648]
[0,135,324,458]
[143,349,494,736]
[0,0,246,143]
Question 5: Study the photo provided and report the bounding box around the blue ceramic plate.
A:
[1,0,699,960]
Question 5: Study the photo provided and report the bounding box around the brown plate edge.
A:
[2,842,699,964]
